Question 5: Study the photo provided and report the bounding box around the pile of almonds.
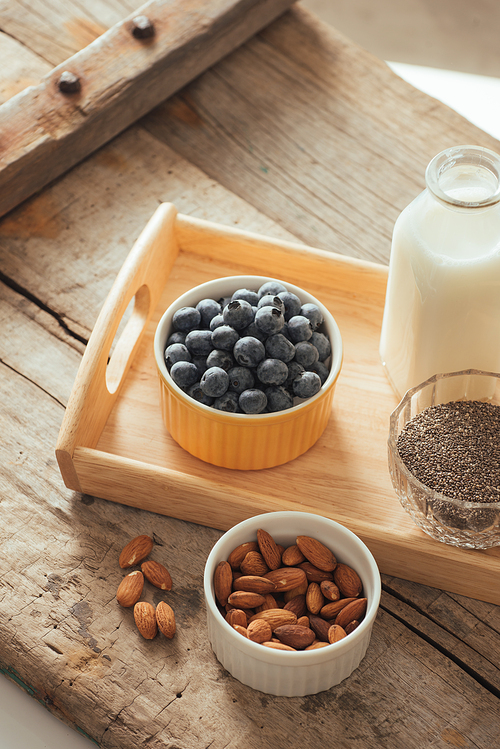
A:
[214,530,367,651]
[116,535,176,640]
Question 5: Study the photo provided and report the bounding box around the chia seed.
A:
[397,400,500,531]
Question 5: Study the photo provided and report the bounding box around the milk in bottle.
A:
[380,146,500,398]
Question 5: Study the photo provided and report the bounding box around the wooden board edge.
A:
[0,0,297,219]
[72,446,500,606]
[55,202,179,474]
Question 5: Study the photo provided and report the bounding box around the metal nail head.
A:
[57,71,81,94]
[131,15,155,39]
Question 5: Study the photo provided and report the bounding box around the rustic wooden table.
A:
[1,2,500,748]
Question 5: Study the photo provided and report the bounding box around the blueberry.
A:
[196,298,221,327]
[192,356,209,376]
[170,361,199,389]
[239,389,268,414]
[209,313,225,331]
[300,303,323,331]
[223,299,255,330]
[213,391,241,412]
[265,385,294,412]
[310,331,331,361]
[185,329,214,356]
[211,325,239,351]
[256,358,288,386]
[206,349,234,371]
[167,331,186,346]
[294,341,319,368]
[257,281,287,299]
[200,366,229,397]
[164,343,191,370]
[217,296,232,309]
[287,315,313,343]
[309,360,330,384]
[265,333,295,362]
[241,321,267,342]
[293,371,322,398]
[254,306,284,335]
[227,366,255,394]
[233,336,265,368]
[187,382,215,406]
[257,294,285,314]
[284,361,305,390]
[172,306,201,333]
[232,288,259,306]
[277,291,302,321]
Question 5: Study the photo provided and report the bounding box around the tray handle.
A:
[56,202,179,491]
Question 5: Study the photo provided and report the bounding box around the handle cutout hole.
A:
[106,284,151,394]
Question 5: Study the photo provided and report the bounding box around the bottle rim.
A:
[425,145,500,210]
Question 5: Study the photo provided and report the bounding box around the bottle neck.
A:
[425,146,500,213]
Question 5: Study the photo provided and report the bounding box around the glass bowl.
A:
[388,369,500,549]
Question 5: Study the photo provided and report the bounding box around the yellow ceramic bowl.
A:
[154,276,343,470]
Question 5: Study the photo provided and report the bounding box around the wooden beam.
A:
[0,0,296,219]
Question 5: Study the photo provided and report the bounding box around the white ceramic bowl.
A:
[203,511,381,696]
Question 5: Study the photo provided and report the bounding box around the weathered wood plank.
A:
[0,32,53,105]
[0,0,297,220]
[143,5,500,264]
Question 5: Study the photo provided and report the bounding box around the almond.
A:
[305,641,329,650]
[247,619,273,643]
[328,624,347,643]
[233,575,277,595]
[255,593,278,612]
[274,624,315,650]
[228,590,266,609]
[214,560,233,607]
[141,560,172,591]
[333,563,363,598]
[306,582,324,615]
[119,535,153,569]
[283,593,307,618]
[281,544,305,567]
[133,601,157,639]
[335,598,367,630]
[297,615,310,628]
[116,570,144,607]
[225,609,248,628]
[283,579,308,602]
[233,624,248,637]
[262,641,296,651]
[308,613,331,642]
[320,580,341,601]
[296,536,337,572]
[345,620,361,635]
[227,542,259,570]
[257,528,282,570]
[264,567,307,592]
[240,551,269,576]
[156,601,176,639]
[320,597,357,621]
[299,561,334,583]
[249,608,297,631]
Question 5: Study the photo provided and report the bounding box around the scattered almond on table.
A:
[216,530,367,651]
[116,535,176,640]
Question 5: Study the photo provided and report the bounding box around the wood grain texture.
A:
[1,4,500,747]
[143,5,500,264]
[0,0,297,219]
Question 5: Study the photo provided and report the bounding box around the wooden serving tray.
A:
[56,203,500,605]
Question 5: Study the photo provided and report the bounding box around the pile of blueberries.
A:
[164,280,332,414]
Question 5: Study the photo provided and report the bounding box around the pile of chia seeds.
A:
[396,400,500,531]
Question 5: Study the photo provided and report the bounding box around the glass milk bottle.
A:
[379,145,500,399]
